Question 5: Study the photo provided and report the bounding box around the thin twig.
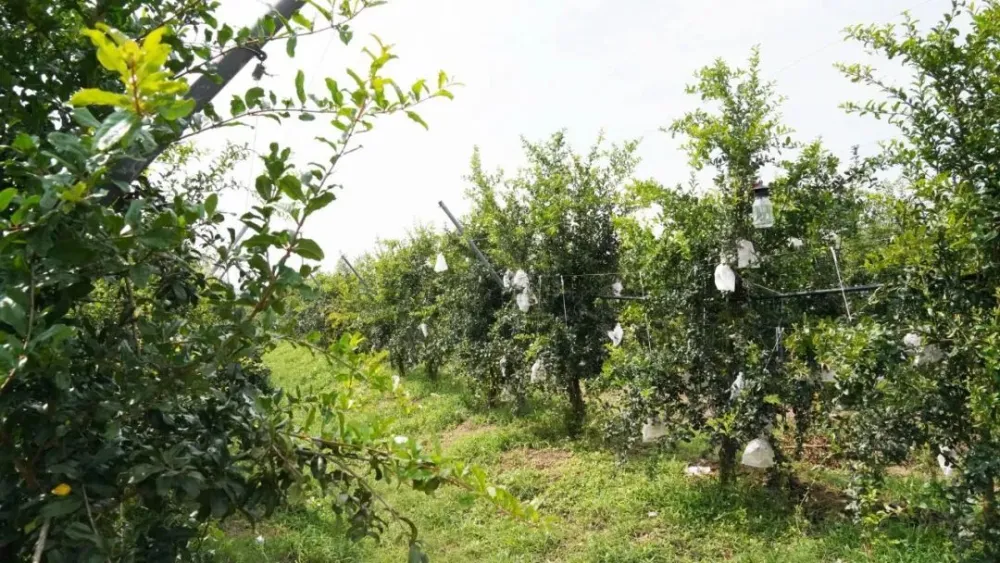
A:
[32,518,50,563]
[247,102,366,322]
[82,486,100,537]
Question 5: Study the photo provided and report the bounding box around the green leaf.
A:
[230,95,247,116]
[12,133,36,151]
[157,98,196,120]
[298,113,316,122]
[0,188,17,210]
[339,25,353,45]
[255,176,273,200]
[286,35,298,57]
[262,15,277,37]
[291,12,313,30]
[94,111,138,151]
[71,107,101,128]
[306,0,332,20]
[245,87,265,108]
[278,175,304,200]
[0,296,27,336]
[293,238,324,260]
[244,233,278,249]
[218,24,233,47]
[125,200,144,227]
[345,68,366,89]
[295,70,306,104]
[325,78,344,106]
[437,70,448,89]
[205,193,219,216]
[305,192,336,214]
[69,88,130,108]
[436,88,454,100]
[41,497,83,519]
[31,324,74,346]
[405,111,428,130]
[763,394,782,405]
[410,79,426,100]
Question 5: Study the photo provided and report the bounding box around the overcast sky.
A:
[202,0,944,268]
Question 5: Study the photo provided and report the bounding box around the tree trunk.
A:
[565,376,586,436]
[426,360,439,382]
[719,436,739,485]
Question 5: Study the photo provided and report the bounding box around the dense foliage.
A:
[0,2,536,562]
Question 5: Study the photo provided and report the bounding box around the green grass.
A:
[214,344,959,562]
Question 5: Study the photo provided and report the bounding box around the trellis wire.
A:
[560,275,569,325]
[829,245,853,321]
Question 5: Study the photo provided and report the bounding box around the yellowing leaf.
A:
[51,483,72,497]
[141,27,172,76]
[142,26,167,52]
[82,28,127,76]
[69,88,130,108]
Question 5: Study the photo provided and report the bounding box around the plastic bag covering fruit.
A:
[741,438,775,468]
[530,359,546,384]
[516,290,531,312]
[729,372,746,401]
[714,264,736,292]
[607,323,623,346]
[433,252,448,273]
[820,364,836,383]
[641,419,667,442]
[419,323,428,338]
[512,269,530,290]
[611,280,623,297]
[737,239,758,269]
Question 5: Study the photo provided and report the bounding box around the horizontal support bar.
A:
[753,283,883,300]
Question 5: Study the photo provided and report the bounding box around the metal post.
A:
[340,254,370,292]
[437,200,503,287]
[105,0,308,201]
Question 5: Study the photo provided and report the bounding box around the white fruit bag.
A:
[607,323,623,347]
[611,280,623,297]
[641,418,667,443]
[741,438,775,469]
[737,240,759,269]
[516,289,531,312]
[512,269,530,290]
[714,264,736,293]
[530,359,546,384]
[820,364,836,383]
[433,252,448,273]
[729,372,746,401]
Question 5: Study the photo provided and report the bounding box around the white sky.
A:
[202,0,945,268]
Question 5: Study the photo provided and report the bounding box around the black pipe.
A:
[105,0,307,201]
[438,200,504,287]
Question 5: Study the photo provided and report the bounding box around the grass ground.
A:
[214,344,959,562]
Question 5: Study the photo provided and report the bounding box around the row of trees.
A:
[294,2,1000,556]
